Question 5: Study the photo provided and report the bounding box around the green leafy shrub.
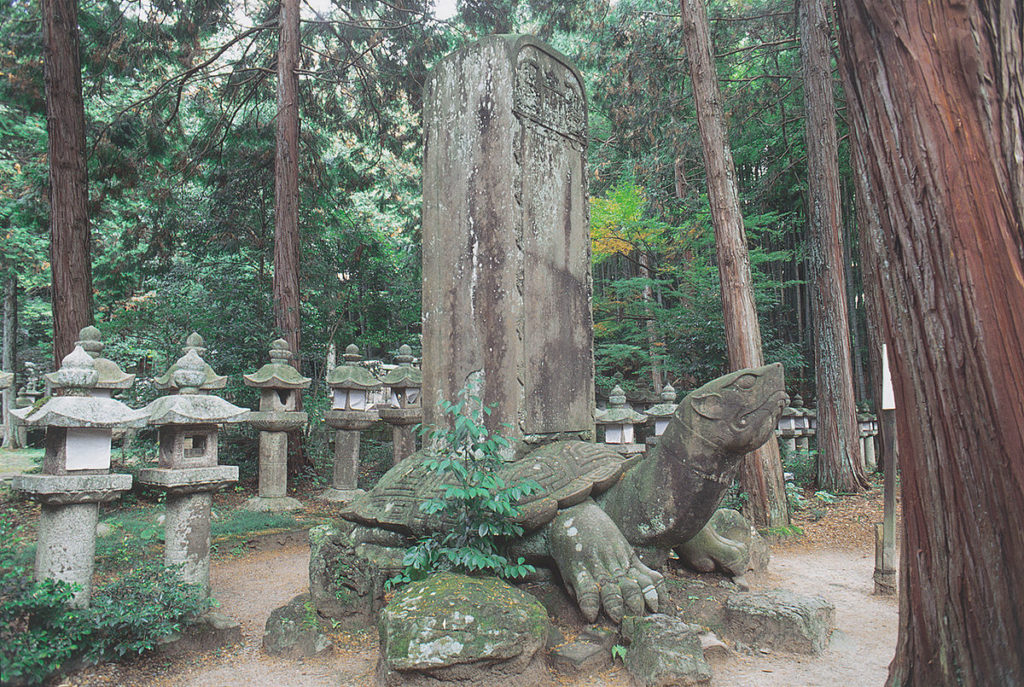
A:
[82,561,212,662]
[389,389,542,587]
[0,512,212,685]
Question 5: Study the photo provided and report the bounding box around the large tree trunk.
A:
[680,0,789,528]
[838,2,1024,684]
[273,0,301,363]
[2,276,16,448]
[798,0,866,493]
[43,0,92,366]
[273,0,306,472]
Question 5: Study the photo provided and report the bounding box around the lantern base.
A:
[243,495,303,512]
[317,487,365,504]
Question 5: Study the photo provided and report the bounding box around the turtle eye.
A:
[733,373,757,390]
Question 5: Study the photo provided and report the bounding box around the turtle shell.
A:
[340,440,628,536]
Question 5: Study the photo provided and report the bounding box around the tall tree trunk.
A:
[43,0,92,366]
[273,0,301,363]
[680,0,789,528]
[274,0,305,471]
[2,276,16,448]
[839,2,1024,684]
[640,251,662,392]
[798,0,867,493]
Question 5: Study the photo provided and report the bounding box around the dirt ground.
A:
[56,485,900,687]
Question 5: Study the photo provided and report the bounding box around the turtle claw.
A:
[548,500,665,623]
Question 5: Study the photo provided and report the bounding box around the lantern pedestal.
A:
[321,409,378,502]
[376,407,421,465]
[244,412,307,512]
[141,466,238,594]
[13,473,132,607]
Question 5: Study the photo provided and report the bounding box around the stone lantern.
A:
[0,368,12,441]
[857,403,878,473]
[322,344,381,502]
[11,346,146,607]
[242,339,310,512]
[377,344,423,464]
[595,385,646,454]
[789,394,812,453]
[14,362,44,447]
[644,382,678,447]
[45,326,135,398]
[138,336,247,595]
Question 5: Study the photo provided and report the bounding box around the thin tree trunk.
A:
[2,276,16,448]
[798,0,867,493]
[640,251,662,392]
[839,2,1024,684]
[273,0,301,363]
[680,0,789,528]
[273,0,305,471]
[43,0,92,366]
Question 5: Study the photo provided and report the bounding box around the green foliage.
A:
[813,490,837,505]
[785,481,807,511]
[1,514,83,685]
[389,389,542,588]
[0,511,211,685]
[782,446,818,488]
[81,561,213,663]
[611,643,628,661]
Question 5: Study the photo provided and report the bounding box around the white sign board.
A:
[881,344,896,410]
[65,428,112,470]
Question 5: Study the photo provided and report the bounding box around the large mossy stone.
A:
[263,593,333,659]
[724,589,835,654]
[308,524,384,628]
[621,614,711,686]
[378,572,550,686]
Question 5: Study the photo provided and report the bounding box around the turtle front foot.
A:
[547,500,667,624]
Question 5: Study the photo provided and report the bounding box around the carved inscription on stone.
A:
[514,46,586,143]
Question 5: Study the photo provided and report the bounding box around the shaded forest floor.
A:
[36,479,899,687]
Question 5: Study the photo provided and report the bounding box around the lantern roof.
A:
[243,339,311,389]
[12,347,148,428]
[326,344,381,390]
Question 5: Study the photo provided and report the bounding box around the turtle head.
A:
[682,363,788,454]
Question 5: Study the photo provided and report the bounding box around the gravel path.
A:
[63,541,897,687]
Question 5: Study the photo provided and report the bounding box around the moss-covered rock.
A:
[263,593,333,659]
[308,524,384,628]
[378,572,550,686]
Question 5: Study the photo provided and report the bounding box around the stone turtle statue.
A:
[341,363,788,623]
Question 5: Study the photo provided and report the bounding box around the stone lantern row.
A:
[321,343,422,502]
[775,395,880,474]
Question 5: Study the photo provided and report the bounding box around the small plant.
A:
[813,490,837,505]
[785,481,808,511]
[388,388,542,588]
[611,644,628,661]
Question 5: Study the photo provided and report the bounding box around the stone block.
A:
[378,572,549,687]
[621,614,711,686]
[724,589,835,654]
[138,465,238,493]
[548,640,611,675]
[12,472,132,505]
[263,593,333,659]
